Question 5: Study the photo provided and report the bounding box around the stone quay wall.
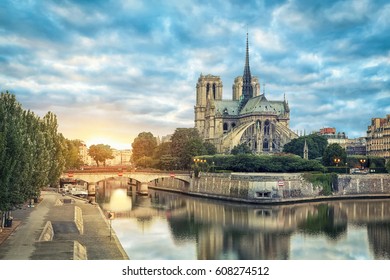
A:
[152,172,390,204]
[337,174,390,195]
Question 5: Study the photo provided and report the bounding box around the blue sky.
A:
[1,0,389,149]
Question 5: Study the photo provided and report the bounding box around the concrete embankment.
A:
[0,191,129,260]
[151,172,390,204]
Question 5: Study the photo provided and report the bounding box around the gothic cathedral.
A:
[194,34,298,154]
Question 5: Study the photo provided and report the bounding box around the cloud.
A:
[1,0,389,149]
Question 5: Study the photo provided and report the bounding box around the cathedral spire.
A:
[239,33,253,112]
[303,139,309,160]
[243,32,253,99]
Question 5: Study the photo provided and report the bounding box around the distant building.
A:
[78,142,132,166]
[156,134,173,145]
[346,137,366,156]
[316,127,348,149]
[79,142,94,165]
[320,127,336,135]
[366,115,390,159]
[106,149,132,166]
[161,134,172,143]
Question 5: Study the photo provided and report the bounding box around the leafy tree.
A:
[43,112,66,186]
[131,132,157,163]
[171,128,205,169]
[203,142,217,155]
[283,134,328,159]
[156,155,179,170]
[386,160,390,173]
[88,144,114,166]
[197,154,324,173]
[153,142,172,159]
[322,143,347,166]
[367,156,386,168]
[135,156,155,168]
[1,92,66,224]
[231,143,252,155]
[63,138,84,170]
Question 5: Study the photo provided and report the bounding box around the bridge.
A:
[61,170,191,195]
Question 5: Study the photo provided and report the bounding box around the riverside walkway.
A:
[0,191,129,260]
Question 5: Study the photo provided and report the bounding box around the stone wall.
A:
[152,172,390,204]
[152,172,323,203]
[337,174,390,195]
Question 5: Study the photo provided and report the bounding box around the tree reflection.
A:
[367,222,390,259]
[167,214,202,243]
[298,204,347,240]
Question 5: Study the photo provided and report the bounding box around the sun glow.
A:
[85,136,131,150]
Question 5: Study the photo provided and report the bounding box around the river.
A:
[96,179,390,260]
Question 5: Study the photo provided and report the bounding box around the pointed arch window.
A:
[264,119,270,135]
[223,122,228,132]
[263,139,269,150]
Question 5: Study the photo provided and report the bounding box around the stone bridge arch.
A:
[61,171,191,196]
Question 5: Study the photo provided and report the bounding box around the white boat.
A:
[70,187,88,197]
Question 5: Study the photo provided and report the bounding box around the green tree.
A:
[153,142,172,160]
[63,139,84,170]
[322,143,347,166]
[135,156,155,168]
[283,134,328,159]
[386,160,390,173]
[43,112,66,187]
[88,144,114,166]
[1,92,66,224]
[131,132,157,163]
[203,142,217,155]
[171,128,205,169]
[231,143,252,155]
[157,155,179,170]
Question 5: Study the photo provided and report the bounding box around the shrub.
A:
[194,154,325,173]
[303,173,338,195]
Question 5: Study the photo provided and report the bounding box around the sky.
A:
[1,0,389,150]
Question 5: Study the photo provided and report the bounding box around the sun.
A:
[85,136,131,150]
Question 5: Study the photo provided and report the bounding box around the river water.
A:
[96,180,390,260]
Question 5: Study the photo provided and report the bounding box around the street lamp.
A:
[359,159,366,170]
[193,158,200,178]
[333,158,341,167]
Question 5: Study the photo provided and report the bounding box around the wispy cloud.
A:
[1,0,389,149]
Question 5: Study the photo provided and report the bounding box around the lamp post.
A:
[193,158,200,178]
[333,157,341,167]
[359,159,366,170]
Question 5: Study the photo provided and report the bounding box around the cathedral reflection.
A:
[97,182,390,260]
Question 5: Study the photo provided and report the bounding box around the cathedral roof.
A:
[239,95,286,116]
[214,95,286,117]
[215,100,240,116]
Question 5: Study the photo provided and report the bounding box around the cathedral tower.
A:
[195,74,223,137]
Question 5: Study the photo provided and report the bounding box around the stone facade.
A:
[194,34,298,154]
[366,114,390,159]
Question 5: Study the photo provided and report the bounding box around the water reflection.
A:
[96,181,390,260]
